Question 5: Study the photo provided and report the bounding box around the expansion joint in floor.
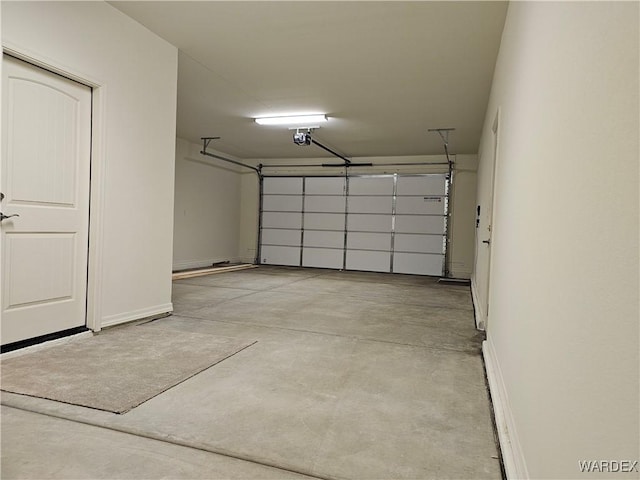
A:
[1,403,342,480]
[176,313,481,355]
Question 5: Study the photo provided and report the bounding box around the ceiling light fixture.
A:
[255,114,328,126]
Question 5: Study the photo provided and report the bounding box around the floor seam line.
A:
[0,403,343,480]
[239,289,474,311]
[169,314,481,355]
[175,283,266,292]
[175,288,266,312]
[257,271,334,293]
[176,280,473,312]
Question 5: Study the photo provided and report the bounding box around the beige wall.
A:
[239,155,478,278]
[239,171,261,264]
[448,158,478,279]
[475,2,639,478]
[2,2,178,328]
[173,138,242,270]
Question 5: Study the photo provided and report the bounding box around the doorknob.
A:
[0,212,19,222]
[482,239,491,245]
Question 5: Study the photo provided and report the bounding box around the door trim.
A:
[471,277,485,330]
[3,42,107,332]
[485,108,501,332]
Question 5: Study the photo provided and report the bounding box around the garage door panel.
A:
[393,252,443,276]
[395,196,446,215]
[262,212,302,229]
[347,232,391,251]
[349,196,392,214]
[261,229,301,247]
[263,177,303,195]
[396,175,446,196]
[261,175,449,276]
[302,248,343,269]
[263,195,303,212]
[349,177,393,195]
[346,250,390,273]
[395,215,445,235]
[347,214,392,233]
[305,177,345,195]
[304,230,344,249]
[305,195,346,213]
[394,233,444,254]
[261,245,300,266]
[305,213,345,231]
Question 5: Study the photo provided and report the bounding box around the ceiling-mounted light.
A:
[255,114,328,126]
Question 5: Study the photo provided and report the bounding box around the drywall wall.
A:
[239,170,261,264]
[239,155,477,278]
[2,2,178,328]
[448,160,477,279]
[475,2,639,478]
[173,138,241,270]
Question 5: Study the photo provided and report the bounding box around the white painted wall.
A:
[173,138,242,270]
[475,3,639,478]
[239,155,477,278]
[239,170,261,264]
[448,157,477,279]
[2,2,178,328]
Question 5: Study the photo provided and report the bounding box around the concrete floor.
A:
[1,266,502,479]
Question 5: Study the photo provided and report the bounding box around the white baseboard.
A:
[470,277,486,330]
[449,269,472,280]
[483,338,529,479]
[172,257,241,271]
[101,303,173,329]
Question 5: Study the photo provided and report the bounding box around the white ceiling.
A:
[110,1,508,159]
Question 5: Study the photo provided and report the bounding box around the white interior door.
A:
[473,110,499,330]
[1,55,92,346]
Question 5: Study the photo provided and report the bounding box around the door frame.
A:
[2,42,107,333]
[484,108,501,332]
[472,107,501,331]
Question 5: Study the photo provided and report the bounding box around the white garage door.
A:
[259,174,447,276]
[346,176,393,272]
[302,177,346,269]
[393,175,447,275]
[260,177,303,266]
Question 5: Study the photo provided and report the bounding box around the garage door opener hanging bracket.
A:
[200,137,264,265]
[200,137,263,176]
[428,128,455,278]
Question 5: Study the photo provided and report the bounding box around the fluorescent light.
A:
[255,114,327,126]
